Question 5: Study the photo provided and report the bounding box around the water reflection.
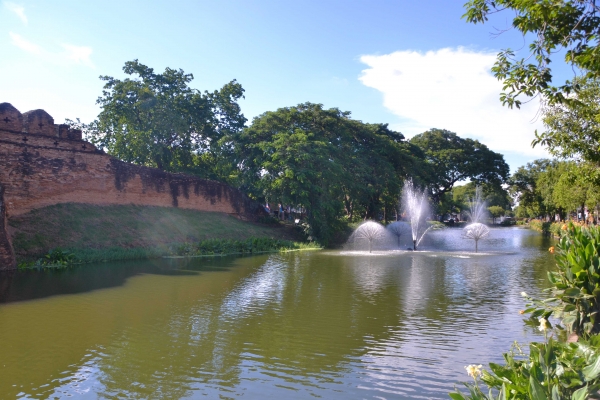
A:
[0,228,555,399]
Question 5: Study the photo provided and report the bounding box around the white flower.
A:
[465,364,483,379]
[521,292,528,297]
[539,318,550,332]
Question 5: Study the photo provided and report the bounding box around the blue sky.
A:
[2,0,562,173]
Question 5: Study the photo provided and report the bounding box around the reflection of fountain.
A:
[403,180,432,250]
[350,221,387,253]
[387,221,410,248]
[463,187,490,252]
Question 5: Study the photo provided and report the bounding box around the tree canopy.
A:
[88,60,246,174]
[464,0,600,108]
[409,129,510,206]
[232,103,425,244]
[533,77,600,166]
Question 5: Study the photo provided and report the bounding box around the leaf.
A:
[448,392,465,400]
[529,375,548,400]
[564,288,581,297]
[571,386,588,400]
[582,355,600,380]
[563,304,576,312]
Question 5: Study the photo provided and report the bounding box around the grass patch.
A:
[10,203,303,263]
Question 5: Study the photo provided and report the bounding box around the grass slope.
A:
[9,203,299,261]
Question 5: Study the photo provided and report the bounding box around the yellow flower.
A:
[549,246,555,254]
[465,364,483,379]
[562,224,568,231]
[519,310,525,314]
[539,317,550,332]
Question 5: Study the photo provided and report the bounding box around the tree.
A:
[533,78,600,166]
[410,129,510,207]
[451,181,512,220]
[550,161,600,221]
[88,60,246,175]
[464,1,600,108]
[509,159,556,219]
[487,205,504,224]
[232,103,424,244]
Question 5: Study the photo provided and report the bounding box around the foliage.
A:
[171,237,319,256]
[463,1,600,108]
[551,162,600,215]
[18,248,78,270]
[410,129,509,207]
[450,182,512,219]
[524,224,600,338]
[487,205,504,223]
[534,78,600,163]
[450,338,600,400]
[509,159,556,219]
[86,60,246,176]
[232,103,425,244]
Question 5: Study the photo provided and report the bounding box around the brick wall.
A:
[0,103,264,270]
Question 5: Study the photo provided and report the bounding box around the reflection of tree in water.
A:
[92,253,410,398]
[24,242,556,399]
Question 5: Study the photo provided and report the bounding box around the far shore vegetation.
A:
[10,203,318,268]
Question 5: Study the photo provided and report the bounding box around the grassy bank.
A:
[527,219,580,237]
[9,203,308,264]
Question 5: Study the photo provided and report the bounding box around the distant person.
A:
[278,203,284,220]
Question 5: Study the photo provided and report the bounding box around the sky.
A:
[1,0,567,173]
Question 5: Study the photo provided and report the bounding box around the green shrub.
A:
[171,237,319,256]
[18,248,79,270]
[451,337,600,399]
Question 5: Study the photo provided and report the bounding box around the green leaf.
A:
[448,392,465,400]
[529,375,548,400]
[564,288,581,297]
[571,386,588,400]
[582,355,600,380]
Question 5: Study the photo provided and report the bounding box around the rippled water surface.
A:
[0,227,555,399]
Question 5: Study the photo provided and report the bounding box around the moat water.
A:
[0,227,554,399]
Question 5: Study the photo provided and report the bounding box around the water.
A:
[0,227,554,399]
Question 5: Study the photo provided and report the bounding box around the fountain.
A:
[463,186,490,252]
[350,221,388,253]
[387,221,410,248]
[402,180,433,250]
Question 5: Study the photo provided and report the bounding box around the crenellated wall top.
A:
[0,102,83,140]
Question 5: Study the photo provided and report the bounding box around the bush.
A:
[451,337,600,399]
[170,237,319,257]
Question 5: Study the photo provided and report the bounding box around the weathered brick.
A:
[0,103,23,133]
[22,109,56,137]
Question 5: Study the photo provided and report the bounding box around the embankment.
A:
[10,203,299,263]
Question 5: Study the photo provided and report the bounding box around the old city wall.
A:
[0,102,263,270]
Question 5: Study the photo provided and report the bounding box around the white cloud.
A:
[4,1,27,24]
[9,32,95,68]
[61,44,94,68]
[359,47,548,158]
[9,32,40,54]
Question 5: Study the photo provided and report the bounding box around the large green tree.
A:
[88,60,246,175]
[410,129,510,207]
[509,159,556,218]
[464,0,600,108]
[232,103,424,244]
